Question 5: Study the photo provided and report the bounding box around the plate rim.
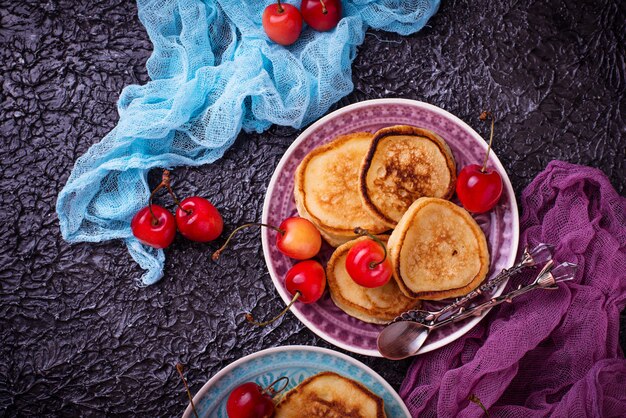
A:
[182,344,411,418]
[261,98,520,357]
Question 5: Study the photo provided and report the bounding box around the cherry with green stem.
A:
[176,195,223,243]
[226,376,290,418]
[246,260,326,327]
[262,0,303,46]
[131,170,179,249]
[455,111,504,214]
[301,0,342,31]
[212,217,321,261]
[345,227,392,288]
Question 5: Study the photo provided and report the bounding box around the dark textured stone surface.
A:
[0,0,624,416]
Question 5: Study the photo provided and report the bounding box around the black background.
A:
[1,0,624,416]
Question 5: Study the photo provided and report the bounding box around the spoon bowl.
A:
[377,321,430,360]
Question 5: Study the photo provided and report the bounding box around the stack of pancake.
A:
[294,125,490,323]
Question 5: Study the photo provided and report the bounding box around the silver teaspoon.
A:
[377,260,577,360]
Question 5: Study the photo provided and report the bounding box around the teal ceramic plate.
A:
[182,345,410,417]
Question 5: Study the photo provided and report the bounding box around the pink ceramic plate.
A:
[261,99,519,357]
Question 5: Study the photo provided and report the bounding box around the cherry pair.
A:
[131,170,223,249]
[263,0,342,46]
[213,217,325,326]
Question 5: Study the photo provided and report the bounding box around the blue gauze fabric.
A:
[56,0,440,285]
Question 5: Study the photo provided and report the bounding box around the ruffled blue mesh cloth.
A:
[56,0,440,285]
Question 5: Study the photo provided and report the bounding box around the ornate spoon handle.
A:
[469,243,553,295]
[432,283,540,329]
[428,259,576,330]
[394,243,553,325]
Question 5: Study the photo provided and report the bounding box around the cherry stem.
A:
[212,223,284,261]
[246,291,300,326]
[319,0,328,14]
[479,111,495,173]
[354,227,387,269]
[148,169,191,220]
[176,363,199,418]
[276,0,284,14]
[261,376,290,398]
[468,394,490,417]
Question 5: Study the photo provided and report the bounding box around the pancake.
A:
[294,132,389,247]
[274,372,386,418]
[326,236,421,324]
[387,197,490,300]
[359,125,456,228]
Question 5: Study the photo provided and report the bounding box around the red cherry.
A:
[226,382,274,418]
[175,196,223,242]
[131,205,176,249]
[301,0,342,31]
[456,164,503,213]
[275,217,322,260]
[212,217,321,262]
[345,239,392,288]
[247,260,326,326]
[262,1,302,46]
[456,111,504,213]
[285,260,326,303]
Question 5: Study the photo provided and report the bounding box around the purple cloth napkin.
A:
[400,161,626,417]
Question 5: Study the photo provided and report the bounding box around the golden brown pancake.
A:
[359,125,456,228]
[274,372,386,418]
[326,236,421,324]
[387,197,490,300]
[294,132,389,247]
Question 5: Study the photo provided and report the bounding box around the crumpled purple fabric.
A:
[400,161,626,417]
